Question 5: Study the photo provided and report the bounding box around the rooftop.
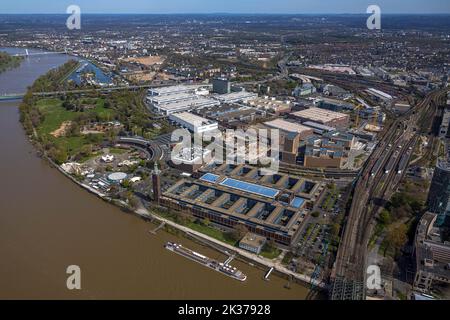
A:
[264,119,313,135]
[291,107,349,124]
[148,84,207,96]
[169,112,217,127]
[240,232,266,248]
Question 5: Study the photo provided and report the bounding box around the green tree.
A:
[379,210,391,225]
[385,224,408,255]
[228,224,248,242]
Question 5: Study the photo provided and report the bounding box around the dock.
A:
[264,267,274,281]
[149,221,166,235]
[224,254,236,265]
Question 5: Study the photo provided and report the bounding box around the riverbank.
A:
[0,51,23,74]
[45,150,326,292]
[7,50,316,299]
[0,48,313,299]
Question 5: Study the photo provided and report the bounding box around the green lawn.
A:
[92,98,115,120]
[186,222,237,246]
[36,98,79,135]
[260,244,281,259]
[35,98,110,158]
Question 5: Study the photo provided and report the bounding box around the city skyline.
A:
[2,0,450,14]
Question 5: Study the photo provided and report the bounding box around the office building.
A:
[302,132,355,169]
[427,160,450,224]
[413,212,450,295]
[159,165,325,246]
[212,77,231,94]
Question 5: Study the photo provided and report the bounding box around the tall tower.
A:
[427,160,450,226]
[152,162,162,204]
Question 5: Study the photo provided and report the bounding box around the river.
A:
[0,48,309,299]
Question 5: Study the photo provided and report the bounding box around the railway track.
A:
[332,89,446,297]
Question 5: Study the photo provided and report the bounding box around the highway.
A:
[332,89,446,299]
[0,81,208,100]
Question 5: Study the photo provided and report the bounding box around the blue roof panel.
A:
[220,178,280,198]
[291,197,305,208]
[200,173,220,183]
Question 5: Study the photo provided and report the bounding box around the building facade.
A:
[427,160,450,225]
[169,112,218,134]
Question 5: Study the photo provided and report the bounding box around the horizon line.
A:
[1,12,450,15]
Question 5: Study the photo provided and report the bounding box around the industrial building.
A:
[196,104,267,129]
[302,121,336,135]
[293,83,316,97]
[159,164,325,246]
[148,85,208,97]
[290,107,350,129]
[169,112,218,134]
[263,119,313,139]
[316,97,354,112]
[322,84,349,97]
[247,96,292,115]
[147,84,219,115]
[212,91,258,104]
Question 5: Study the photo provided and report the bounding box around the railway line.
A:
[331,89,446,299]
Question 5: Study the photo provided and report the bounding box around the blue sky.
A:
[1,0,450,14]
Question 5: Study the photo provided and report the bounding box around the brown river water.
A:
[0,48,309,299]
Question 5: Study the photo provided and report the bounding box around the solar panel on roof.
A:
[291,197,305,208]
[220,178,279,198]
[200,173,220,183]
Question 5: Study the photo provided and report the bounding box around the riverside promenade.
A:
[51,157,326,290]
[135,207,326,289]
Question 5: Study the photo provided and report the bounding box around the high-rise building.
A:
[427,160,450,225]
[152,162,162,204]
[212,77,231,94]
